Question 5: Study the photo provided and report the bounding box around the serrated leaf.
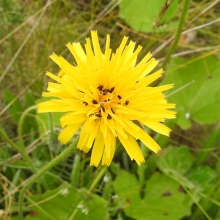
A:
[162,56,220,129]
[113,171,192,220]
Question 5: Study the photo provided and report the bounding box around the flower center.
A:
[82,85,129,120]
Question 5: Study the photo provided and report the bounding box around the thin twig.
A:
[158,45,220,61]
[0,0,56,45]
[185,0,220,28]
[153,0,219,56]
[0,0,52,83]
[183,17,220,35]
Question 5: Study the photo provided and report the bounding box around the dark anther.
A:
[89,113,95,117]
[104,99,108,103]
[83,102,88,106]
[125,100,129,105]
[97,85,103,91]
[117,95,122,99]
[101,106,105,112]
[107,114,112,119]
[111,108,115,114]
[77,89,84,93]
[102,89,109,95]
[109,87,114,93]
[96,113,102,117]
[93,100,98,104]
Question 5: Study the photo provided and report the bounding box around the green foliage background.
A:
[0,0,220,219]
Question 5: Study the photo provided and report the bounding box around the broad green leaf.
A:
[113,170,141,203]
[119,0,178,33]
[187,166,216,191]
[157,146,193,175]
[113,171,192,220]
[25,184,108,220]
[142,173,191,220]
[162,56,220,129]
[157,146,195,190]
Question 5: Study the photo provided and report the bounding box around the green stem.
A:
[18,138,78,219]
[162,0,191,69]
[0,128,36,173]
[89,166,107,191]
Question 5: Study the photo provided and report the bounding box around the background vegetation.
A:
[0,0,220,219]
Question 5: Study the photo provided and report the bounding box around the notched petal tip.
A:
[155,148,161,154]
[49,52,58,60]
[136,159,145,166]
[90,162,99,167]
[37,104,41,113]
[66,42,71,46]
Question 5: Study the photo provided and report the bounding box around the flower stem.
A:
[162,0,191,69]
[0,128,36,173]
[18,138,78,219]
[89,166,107,191]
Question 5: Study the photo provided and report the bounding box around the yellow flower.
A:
[38,31,176,166]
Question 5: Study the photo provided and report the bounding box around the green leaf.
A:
[25,184,108,220]
[157,147,195,190]
[161,0,178,23]
[162,56,220,129]
[113,170,141,202]
[157,146,193,175]
[113,171,192,220]
[119,0,178,33]
[187,166,216,192]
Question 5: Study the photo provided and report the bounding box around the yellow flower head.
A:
[38,31,176,166]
